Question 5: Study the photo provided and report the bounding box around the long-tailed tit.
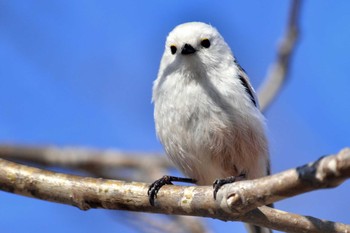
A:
[149,22,272,233]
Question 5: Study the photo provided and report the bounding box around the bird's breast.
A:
[153,72,268,183]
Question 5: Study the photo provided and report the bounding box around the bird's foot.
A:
[148,175,196,206]
[212,173,246,199]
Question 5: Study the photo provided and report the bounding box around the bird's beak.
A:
[181,44,196,55]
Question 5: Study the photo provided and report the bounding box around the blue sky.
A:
[0,1,349,232]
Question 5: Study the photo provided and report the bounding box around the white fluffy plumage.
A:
[153,22,269,182]
[152,22,271,232]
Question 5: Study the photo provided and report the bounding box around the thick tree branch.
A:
[1,148,349,233]
[0,144,208,233]
[217,148,350,214]
[257,0,301,111]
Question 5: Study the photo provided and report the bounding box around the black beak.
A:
[181,44,196,55]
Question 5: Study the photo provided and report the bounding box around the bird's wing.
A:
[238,74,258,107]
[235,60,259,108]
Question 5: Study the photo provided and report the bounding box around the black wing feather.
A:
[238,75,257,107]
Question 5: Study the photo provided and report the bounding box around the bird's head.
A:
[161,22,235,72]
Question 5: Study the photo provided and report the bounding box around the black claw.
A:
[148,175,197,206]
[148,175,173,206]
[212,173,246,200]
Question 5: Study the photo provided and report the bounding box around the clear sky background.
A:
[0,1,349,233]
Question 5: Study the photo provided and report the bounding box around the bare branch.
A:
[0,144,171,181]
[257,0,302,111]
[244,207,350,233]
[0,144,168,169]
[218,148,350,214]
[0,144,207,233]
[1,148,349,232]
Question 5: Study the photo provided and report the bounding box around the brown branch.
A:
[244,207,350,233]
[0,144,171,181]
[257,0,302,111]
[0,144,169,170]
[0,144,207,233]
[217,148,350,214]
[1,148,349,233]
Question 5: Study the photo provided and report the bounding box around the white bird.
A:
[149,22,271,233]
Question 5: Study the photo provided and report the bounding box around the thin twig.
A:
[0,148,349,232]
[0,144,169,169]
[257,0,302,111]
[0,144,171,181]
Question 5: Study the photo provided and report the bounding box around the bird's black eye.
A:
[201,38,210,48]
[170,45,177,54]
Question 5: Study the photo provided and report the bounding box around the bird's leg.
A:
[148,175,197,206]
[212,173,246,199]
